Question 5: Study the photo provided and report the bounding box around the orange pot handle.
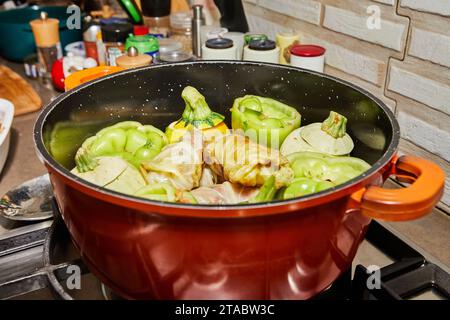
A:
[355,155,445,221]
[65,66,124,91]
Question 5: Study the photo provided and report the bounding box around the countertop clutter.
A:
[0,0,449,301]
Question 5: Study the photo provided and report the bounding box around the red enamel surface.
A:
[46,158,393,299]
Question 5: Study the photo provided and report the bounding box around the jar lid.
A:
[244,33,268,45]
[160,51,194,63]
[206,38,233,49]
[116,47,152,69]
[248,39,276,51]
[125,35,159,53]
[290,45,326,57]
[101,23,133,43]
[133,25,149,36]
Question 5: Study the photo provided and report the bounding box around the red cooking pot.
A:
[34,61,445,299]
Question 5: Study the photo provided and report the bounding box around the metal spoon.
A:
[0,174,54,221]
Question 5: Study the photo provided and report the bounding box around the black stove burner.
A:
[352,223,450,300]
[0,200,449,300]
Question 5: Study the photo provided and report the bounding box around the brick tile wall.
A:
[242,0,450,211]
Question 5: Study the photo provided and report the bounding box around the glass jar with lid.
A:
[170,11,192,53]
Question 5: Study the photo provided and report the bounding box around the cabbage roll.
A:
[204,133,293,188]
[190,182,259,205]
[199,166,220,187]
[71,156,146,195]
[142,130,203,191]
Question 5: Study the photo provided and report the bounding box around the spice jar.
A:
[116,46,152,69]
[276,30,300,65]
[290,44,326,73]
[101,22,133,66]
[243,39,279,64]
[170,11,192,53]
[202,38,236,60]
[29,11,62,78]
[224,31,244,60]
[125,34,159,61]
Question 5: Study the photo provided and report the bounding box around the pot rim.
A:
[33,60,400,218]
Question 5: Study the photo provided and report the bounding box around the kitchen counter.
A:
[0,58,53,230]
[0,58,449,270]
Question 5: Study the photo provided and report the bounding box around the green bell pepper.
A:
[48,120,109,169]
[287,152,371,185]
[231,95,301,148]
[281,178,334,199]
[75,121,167,172]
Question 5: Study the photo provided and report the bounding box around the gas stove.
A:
[0,200,449,300]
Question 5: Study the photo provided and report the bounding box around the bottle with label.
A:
[83,17,102,63]
[101,22,133,66]
[276,30,300,65]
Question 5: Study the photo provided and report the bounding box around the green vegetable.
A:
[135,183,177,202]
[48,120,108,169]
[287,152,371,185]
[71,156,146,195]
[135,184,198,203]
[281,111,354,156]
[231,95,301,148]
[75,121,167,172]
[178,191,198,204]
[166,86,227,143]
[281,178,334,199]
[248,176,277,203]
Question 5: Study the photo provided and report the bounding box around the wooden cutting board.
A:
[0,65,42,116]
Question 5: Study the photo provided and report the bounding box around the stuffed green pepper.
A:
[231,95,301,148]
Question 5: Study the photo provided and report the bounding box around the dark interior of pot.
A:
[40,61,397,173]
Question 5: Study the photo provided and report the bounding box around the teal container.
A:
[0,5,83,62]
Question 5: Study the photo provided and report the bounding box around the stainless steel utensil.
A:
[0,174,53,221]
